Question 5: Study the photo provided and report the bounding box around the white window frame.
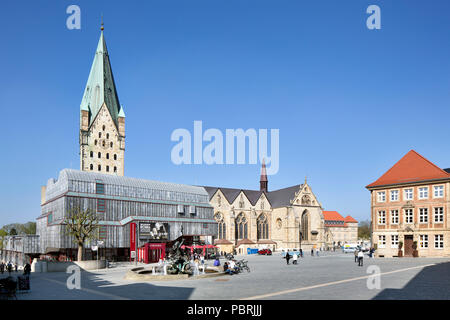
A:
[433,207,444,223]
[391,210,399,224]
[378,210,386,225]
[419,208,428,224]
[434,235,444,249]
[377,191,386,203]
[404,188,414,201]
[419,235,428,248]
[391,234,399,248]
[433,185,444,199]
[404,208,414,224]
[418,187,428,200]
[390,190,399,202]
[378,235,386,248]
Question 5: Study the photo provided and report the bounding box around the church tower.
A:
[260,159,268,192]
[79,24,125,176]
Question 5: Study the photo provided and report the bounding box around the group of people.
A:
[0,261,31,275]
[0,261,16,274]
[223,259,239,275]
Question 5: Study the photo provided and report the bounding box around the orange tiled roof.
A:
[322,211,345,221]
[366,150,450,188]
[344,215,358,223]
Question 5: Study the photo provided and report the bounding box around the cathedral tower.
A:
[79,25,125,176]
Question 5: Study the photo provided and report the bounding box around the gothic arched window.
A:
[301,210,309,241]
[235,213,248,240]
[257,214,269,240]
[214,213,226,239]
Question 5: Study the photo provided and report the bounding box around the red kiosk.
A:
[137,243,166,264]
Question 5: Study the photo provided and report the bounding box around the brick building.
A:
[366,150,450,257]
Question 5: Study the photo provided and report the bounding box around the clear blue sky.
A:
[1,0,449,225]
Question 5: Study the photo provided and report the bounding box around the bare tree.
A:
[64,207,98,261]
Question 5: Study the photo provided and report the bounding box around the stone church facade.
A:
[204,163,328,254]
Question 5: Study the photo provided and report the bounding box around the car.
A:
[258,249,272,255]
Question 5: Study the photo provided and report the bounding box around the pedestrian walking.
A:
[292,253,298,265]
[23,263,31,275]
[300,249,303,258]
[0,262,4,274]
[354,249,358,263]
[316,248,320,257]
[7,262,12,275]
[358,250,364,267]
[311,248,314,256]
[286,252,291,265]
[14,264,18,272]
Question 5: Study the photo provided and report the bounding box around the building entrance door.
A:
[404,235,413,256]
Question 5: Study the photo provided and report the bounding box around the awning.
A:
[45,247,61,254]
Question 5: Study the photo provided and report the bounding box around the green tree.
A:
[0,229,7,250]
[358,220,371,240]
[64,207,99,261]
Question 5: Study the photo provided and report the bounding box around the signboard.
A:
[130,223,136,261]
[130,251,136,258]
[139,222,169,240]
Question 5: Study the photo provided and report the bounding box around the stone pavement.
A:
[5,251,450,300]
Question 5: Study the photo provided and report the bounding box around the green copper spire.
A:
[80,27,122,128]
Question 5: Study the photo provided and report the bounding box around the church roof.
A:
[202,184,303,208]
[80,30,122,129]
[366,150,450,188]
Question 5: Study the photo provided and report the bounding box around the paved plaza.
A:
[3,252,449,300]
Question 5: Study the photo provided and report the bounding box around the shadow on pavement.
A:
[373,261,450,300]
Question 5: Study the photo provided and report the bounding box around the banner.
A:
[139,222,169,240]
[130,222,136,261]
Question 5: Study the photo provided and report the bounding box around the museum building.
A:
[34,26,217,262]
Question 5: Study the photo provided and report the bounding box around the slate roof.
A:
[366,150,450,188]
[202,184,303,208]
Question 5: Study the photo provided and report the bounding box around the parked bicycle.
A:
[235,259,250,273]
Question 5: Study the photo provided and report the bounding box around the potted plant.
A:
[412,241,418,257]
[398,241,403,257]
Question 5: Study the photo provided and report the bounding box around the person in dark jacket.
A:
[285,252,291,265]
[23,263,31,275]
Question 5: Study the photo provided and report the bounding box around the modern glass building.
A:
[37,169,217,261]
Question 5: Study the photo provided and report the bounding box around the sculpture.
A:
[165,238,192,275]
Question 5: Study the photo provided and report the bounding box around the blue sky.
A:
[1,0,449,225]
